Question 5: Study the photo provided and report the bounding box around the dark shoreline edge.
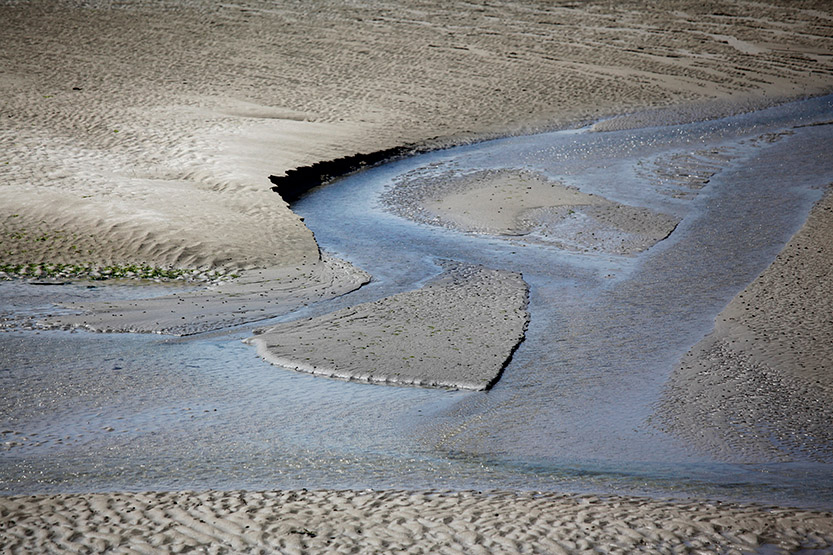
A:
[267,94,833,205]
[483,286,530,391]
[269,144,427,203]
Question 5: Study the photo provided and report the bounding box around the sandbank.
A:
[658,189,833,463]
[45,255,369,336]
[382,168,679,254]
[246,263,529,390]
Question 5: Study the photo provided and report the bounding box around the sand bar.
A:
[246,263,529,390]
[658,189,833,463]
[43,255,369,335]
[382,167,679,254]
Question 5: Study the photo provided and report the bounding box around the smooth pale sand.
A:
[3,0,833,551]
[384,168,680,254]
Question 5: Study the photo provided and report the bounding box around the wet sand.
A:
[382,167,680,254]
[246,263,529,390]
[3,0,833,551]
[46,255,370,336]
[658,189,833,463]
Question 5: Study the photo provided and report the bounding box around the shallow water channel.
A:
[2,96,833,507]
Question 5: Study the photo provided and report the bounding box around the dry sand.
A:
[2,489,832,554]
[246,263,529,390]
[3,0,833,276]
[3,0,833,550]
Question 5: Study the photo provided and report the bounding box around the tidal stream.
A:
[2,96,833,507]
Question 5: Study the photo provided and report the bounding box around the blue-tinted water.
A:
[2,96,833,507]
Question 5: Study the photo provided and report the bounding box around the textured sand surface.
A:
[44,255,370,335]
[383,168,679,254]
[659,190,833,463]
[3,0,833,548]
[247,263,529,390]
[3,0,833,273]
[2,489,832,554]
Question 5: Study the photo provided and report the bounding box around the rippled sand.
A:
[2,490,833,553]
[3,0,832,274]
[3,0,833,551]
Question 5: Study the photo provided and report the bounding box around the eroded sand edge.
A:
[246,263,529,390]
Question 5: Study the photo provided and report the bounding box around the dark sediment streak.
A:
[269,145,423,203]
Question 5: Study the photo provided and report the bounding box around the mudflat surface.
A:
[292,95,833,478]
[45,256,370,336]
[383,167,680,254]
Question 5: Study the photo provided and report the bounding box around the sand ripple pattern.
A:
[2,1,833,273]
[2,489,833,554]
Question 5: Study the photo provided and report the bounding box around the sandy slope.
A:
[658,189,833,463]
